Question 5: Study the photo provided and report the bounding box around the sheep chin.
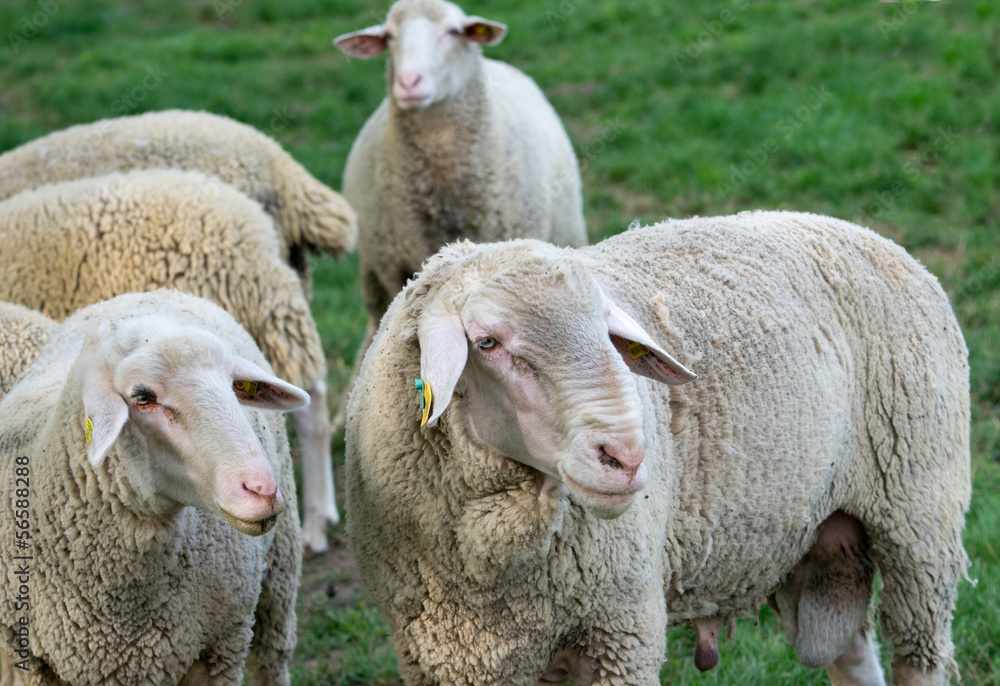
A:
[219,508,279,536]
[559,469,638,520]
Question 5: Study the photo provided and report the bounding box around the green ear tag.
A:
[85,417,94,446]
[234,380,259,396]
[628,341,651,359]
[415,379,433,427]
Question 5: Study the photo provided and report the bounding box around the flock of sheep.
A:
[0,0,973,685]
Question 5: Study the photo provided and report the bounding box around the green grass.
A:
[2,0,997,682]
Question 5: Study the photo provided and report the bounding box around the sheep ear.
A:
[81,377,129,468]
[417,307,469,427]
[333,25,389,58]
[231,358,310,412]
[462,17,507,46]
[606,305,697,386]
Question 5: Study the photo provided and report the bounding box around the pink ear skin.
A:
[230,358,310,412]
[81,376,130,468]
[606,305,697,386]
[462,18,507,46]
[417,310,469,427]
[233,380,310,411]
[610,335,697,386]
[333,26,389,58]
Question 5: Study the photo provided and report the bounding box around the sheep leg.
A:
[293,379,339,554]
[179,660,242,685]
[179,661,211,685]
[242,661,290,686]
[873,516,965,685]
[586,596,668,685]
[889,660,949,686]
[825,631,886,686]
[244,464,299,686]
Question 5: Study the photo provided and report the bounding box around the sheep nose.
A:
[242,479,284,514]
[397,71,422,91]
[242,475,277,498]
[597,444,644,475]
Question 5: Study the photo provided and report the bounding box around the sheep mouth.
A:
[561,471,638,511]
[395,94,431,110]
[219,508,279,536]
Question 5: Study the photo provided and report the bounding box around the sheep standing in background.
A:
[0,302,55,399]
[0,170,338,553]
[346,211,970,685]
[0,290,308,685]
[333,0,587,429]
[0,109,358,293]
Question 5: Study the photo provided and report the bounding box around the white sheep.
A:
[0,108,358,294]
[345,211,971,685]
[0,302,55,400]
[0,169,339,552]
[0,289,309,685]
[333,0,588,426]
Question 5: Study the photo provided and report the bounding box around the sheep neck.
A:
[32,424,201,640]
[34,393,186,582]
[390,65,488,208]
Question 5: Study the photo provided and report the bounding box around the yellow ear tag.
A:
[234,380,259,396]
[415,379,433,427]
[475,24,489,36]
[628,341,651,359]
[85,417,94,446]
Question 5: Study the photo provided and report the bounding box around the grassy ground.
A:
[1,0,997,683]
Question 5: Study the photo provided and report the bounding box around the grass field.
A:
[1,0,997,683]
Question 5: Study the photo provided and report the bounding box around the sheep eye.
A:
[131,389,156,406]
[477,337,499,351]
[447,27,462,36]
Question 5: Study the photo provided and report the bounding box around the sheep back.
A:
[0,109,357,284]
[0,302,54,400]
[0,169,324,390]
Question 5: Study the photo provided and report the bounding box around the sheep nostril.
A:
[597,447,624,470]
[242,479,277,498]
[397,72,422,90]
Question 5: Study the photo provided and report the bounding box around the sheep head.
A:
[414,241,696,519]
[77,316,309,535]
[334,0,506,111]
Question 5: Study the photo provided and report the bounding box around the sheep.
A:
[0,108,358,294]
[333,0,588,428]
[344,210,971,685]
[0,302,55,400]
[0,289,309,685]
[0,169,339,553]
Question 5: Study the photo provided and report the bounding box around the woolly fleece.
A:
[0,302,54,400]
[0,109,357,289]
[345,211,971,685]
[0,169,323,393]
[0,290,301,685]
